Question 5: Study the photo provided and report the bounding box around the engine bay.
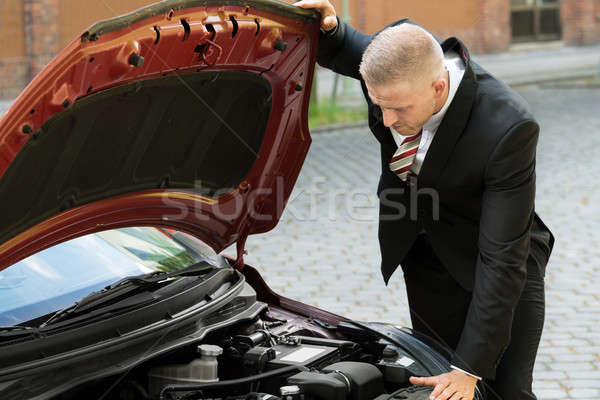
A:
[54,306,434,400]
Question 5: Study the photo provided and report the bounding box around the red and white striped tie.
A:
[389,130,423,181]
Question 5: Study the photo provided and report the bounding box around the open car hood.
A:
[0,0,320,271]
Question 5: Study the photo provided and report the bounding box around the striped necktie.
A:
[389,130,423,181]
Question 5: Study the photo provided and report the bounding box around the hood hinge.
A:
[234,229,249,270]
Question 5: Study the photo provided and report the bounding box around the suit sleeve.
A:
[450,119,539,379]
[316,16,373,80]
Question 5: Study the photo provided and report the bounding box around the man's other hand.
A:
[293,0,338,32]
[410,370,477,400]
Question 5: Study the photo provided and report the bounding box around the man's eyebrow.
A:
[376,103,408,111]
[369,95,409,110]
[370,99,390,108]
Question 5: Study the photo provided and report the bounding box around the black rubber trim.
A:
[81,0,319,41]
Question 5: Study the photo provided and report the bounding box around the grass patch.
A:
[308,99,367,129]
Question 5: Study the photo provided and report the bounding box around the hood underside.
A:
[0,0,320,270]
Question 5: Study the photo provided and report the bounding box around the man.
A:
[293,1,555,400]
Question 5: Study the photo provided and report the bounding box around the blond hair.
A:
[359,24,444,87]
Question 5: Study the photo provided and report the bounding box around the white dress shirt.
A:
[391,50,466,176]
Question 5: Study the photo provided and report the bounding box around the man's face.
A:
[366,78,438,136]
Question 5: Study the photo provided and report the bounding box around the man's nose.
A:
[381,109,397,128]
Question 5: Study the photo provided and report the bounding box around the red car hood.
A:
[0,0,319,271]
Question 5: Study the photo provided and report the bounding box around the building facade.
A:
[0,0,599,99]
[330,0,600,51]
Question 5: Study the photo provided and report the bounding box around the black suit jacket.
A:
[316,18,555,379]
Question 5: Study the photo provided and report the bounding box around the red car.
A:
[0,1,484,399]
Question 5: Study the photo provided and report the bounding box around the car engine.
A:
[54,306,434,400]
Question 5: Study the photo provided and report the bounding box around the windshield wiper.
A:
[39,261,214,328]
[0,325,39,341]
[0,325,35,333]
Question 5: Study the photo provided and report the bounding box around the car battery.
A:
[265,342,340,370]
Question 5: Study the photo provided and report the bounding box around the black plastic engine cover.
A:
[287,371,349,400]
[322,362,385,400]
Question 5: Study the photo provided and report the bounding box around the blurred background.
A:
[1,1,600,399]
[1,0,600,112]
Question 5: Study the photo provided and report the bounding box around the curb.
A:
[503,69,599,87]
[310,121,368,134]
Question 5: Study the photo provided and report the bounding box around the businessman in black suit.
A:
[294,1,555,399]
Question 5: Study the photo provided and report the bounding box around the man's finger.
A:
[292,0,338,31]
[409,375,438,386]
[448,392,468,400]
[436,385,458,400]
[293,0,323,8]
[321,17,337,31]
[430,381,450,399]
[323,15,337,26]
[293,0,332,14]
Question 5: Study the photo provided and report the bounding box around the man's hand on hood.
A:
[293,0,338,32]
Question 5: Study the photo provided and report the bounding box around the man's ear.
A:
[432,76,446,99]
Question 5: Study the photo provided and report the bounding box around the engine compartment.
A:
[53,306,433,400]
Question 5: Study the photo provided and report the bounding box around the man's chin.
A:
[393,126,419,136]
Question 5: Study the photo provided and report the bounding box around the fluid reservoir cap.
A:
[198,344,223,356]
[280,385,301,395]
[382,345,399,360]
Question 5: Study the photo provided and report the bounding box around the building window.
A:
[511,0,562,42]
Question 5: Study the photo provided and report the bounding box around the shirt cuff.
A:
[450,365,482,381]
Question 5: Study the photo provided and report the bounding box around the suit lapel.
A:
[417,37,478,189]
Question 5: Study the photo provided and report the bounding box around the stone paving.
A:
[224,84,600,399]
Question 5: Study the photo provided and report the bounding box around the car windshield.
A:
[0,227,208,326]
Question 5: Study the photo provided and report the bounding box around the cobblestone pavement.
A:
[224,84,600,399]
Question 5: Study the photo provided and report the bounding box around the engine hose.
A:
[159,364,308,400]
